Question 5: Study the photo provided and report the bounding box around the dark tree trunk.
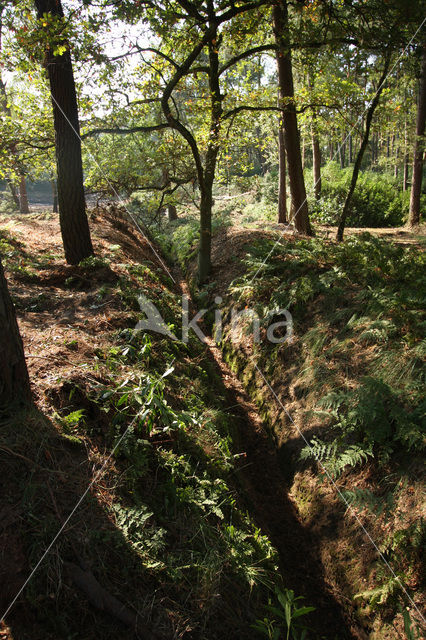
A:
[273,0,312,235]
[339,141,345,168]
[0,256,31,410]
[167,204,177,221]
[278,107,287,222]
[337,55,391,241]
[35,0,93,265]
[348,134,353,163]
[19,175,29,214]
[197,34,222,284]
[408,42,426,227]
[52,179,58,213]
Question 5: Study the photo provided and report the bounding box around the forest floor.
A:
[0,207,425,640]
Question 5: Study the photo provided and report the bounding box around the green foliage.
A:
[228,230,425,626]
[306,162,411,227]
[300,437,374,479]
[252,587,315,640]
[354,575,404,608]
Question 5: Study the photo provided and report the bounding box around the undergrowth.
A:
[225,232,425,630]
[0,216,315,639]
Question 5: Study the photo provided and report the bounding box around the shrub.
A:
[306,162,410,227]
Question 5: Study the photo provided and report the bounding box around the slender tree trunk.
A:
[371,134,376,165]
[403,154,409,191]
[393,134,398,177]
[337,55,391,241]
[6,179,20,209]
[51,179,58,213]
[35,0,93,264]
[312,135,321,199]
[167,204,177,221]
[408,42,426,227]
[348,134,353,164]
[339,140,345,168]
[0,256,31,410]
[329,140,333,161]
[255,126,267,175]
[19,174,29,214]
[197,33,222,284]
[278,121,287,222]
[311,101,322,200]
[273,0,312,235]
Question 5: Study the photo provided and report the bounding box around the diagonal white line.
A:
[249,17,426,284]
[253,362,426,627]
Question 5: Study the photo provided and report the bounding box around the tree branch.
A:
[81,123,168,139]
[219,44,276,75]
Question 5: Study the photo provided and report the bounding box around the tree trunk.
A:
[403,153,409,190]
[198,183,213,284]
[312,135,321,199]
[348,134,353,163]
[34,0,93,265]
[278,114,287,222]
[273,0,312,235]
[6,179,20,209]
[403,119,409,190]
[167,204,177,221]
[52,179,58,213]
[19,175,29,214]
[197,34,222,284]
[408,42,426,227]
[337,55,391,241]
[0,256,31,411]
[339,141,345,168]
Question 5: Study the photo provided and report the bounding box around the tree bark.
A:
[337,54,391,241]
[408,42,426,227]
[312,134,321,200]
[167,204,177,221]
[339,140,345,168]
[6,179,20,209]
[51,179,58,213]
[403,154,409,190]
[19,175,30,214]
[348,134,353,164]
[273,0,312,235]
[197,32,223,284]
[278,112,287,222]
[0,256,31,411]
[34,0,93,264]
